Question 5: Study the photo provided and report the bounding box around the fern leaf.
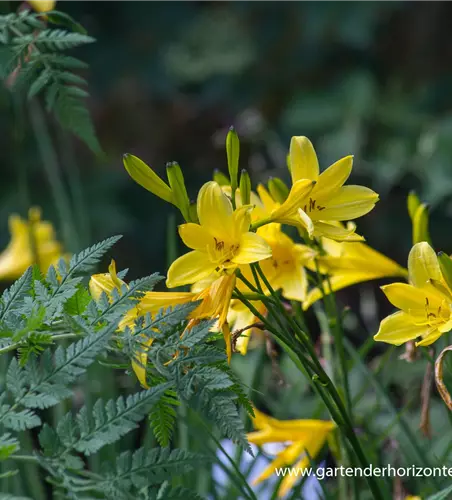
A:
[0,267,33,323]
[149,391,179,447]
[65,235,122,280]
[0,433,20,460]
[74,384,170,455]
[1,408,40,431]
[13,29,95,52]
[102,447,206,493]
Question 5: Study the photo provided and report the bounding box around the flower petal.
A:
[132,337,153,388]
[303,271,378,310]
[253,442,305,485]
[315,155,353,200]
[89,273,119,301]
[197,181,234,240]
[309,185,378,221]
[271,179,316,220]
[178,223,212,250]
[408,241,442,287]
[139,291,195,315]
[166,250,217,288]
[276,266,308,302]
[257,184,278,215]
[415,328,443,347]
[381,283,442,312]
[297,208,314,238]
[233,233,272,264]
[233,205,253,237]
[313,221,365,242]
[289,136,319,183]
[374,311,430,345]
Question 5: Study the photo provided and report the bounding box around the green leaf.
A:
[74,384,170,455]
[149,391,179,447]
[426,483,452,500]
[0,433,19,460]
[64,287,92,315]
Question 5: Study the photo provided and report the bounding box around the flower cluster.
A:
[2,130,449,499]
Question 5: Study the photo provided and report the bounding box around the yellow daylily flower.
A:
[227,299,266,355]
[278,136,379,241]
[90,261,195,386]
[28,0,56,13]
[258,223,317,302]
[90,263,238,385]
[167,181,271,288]
[0,208,64,281]
[374,242,452,347]
[303,235,408,310]
[251,181,316,230]
[405,496,421,500]
[247,408,335,498]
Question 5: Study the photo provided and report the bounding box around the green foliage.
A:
[0,9,102,154]
[0,236,254,499]
[124,306,253,452]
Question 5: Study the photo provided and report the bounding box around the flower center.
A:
[207,237,240,267]
[302,197,326,213]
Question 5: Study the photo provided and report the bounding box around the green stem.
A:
[29,100,79,252]
[240,264,385,500]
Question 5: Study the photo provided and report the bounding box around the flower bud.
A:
[438,252,452,293]
[268,177,289,203]
[226,126,240,191]
[239,169,251,205]
[407,191,420,220]
[123,154,173,204]
[213,169,230,186]
[166,162,191,222]
[29,0,56,13]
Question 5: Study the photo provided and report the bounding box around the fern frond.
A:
[149,390,179,447]
[101,447,206,493]
[12,29,95,52]
[0,267,33,324]
[91,274,162,328]
[0,10,102,154]
[73,384,170,455]
[0,433,20,460]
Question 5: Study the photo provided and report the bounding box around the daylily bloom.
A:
[227,299,266,355]
[0,208,64,280]
[374,242,452,347]
[258,223,317,302]
[90,261,195,385]
[303,235,408,310]
[260,136,379,241]
[90,262,238,386]
[28,0,56,13]
[166,181,271,288]
[247,408,335,498]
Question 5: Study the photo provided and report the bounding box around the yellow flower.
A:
[281,136,379,241]
[0,208,64,281]
[257,223,317,302]
[247,408,335,498]
[405,496,421,500]
[90,262,239,385]
[303,235,408,310]
[167,181,271,288]
[28,0,56,13]
[374,242,452,347]
[90,261,195,386]
[227,299,266,355]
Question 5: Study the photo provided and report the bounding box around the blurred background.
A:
[3,0,452,321]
